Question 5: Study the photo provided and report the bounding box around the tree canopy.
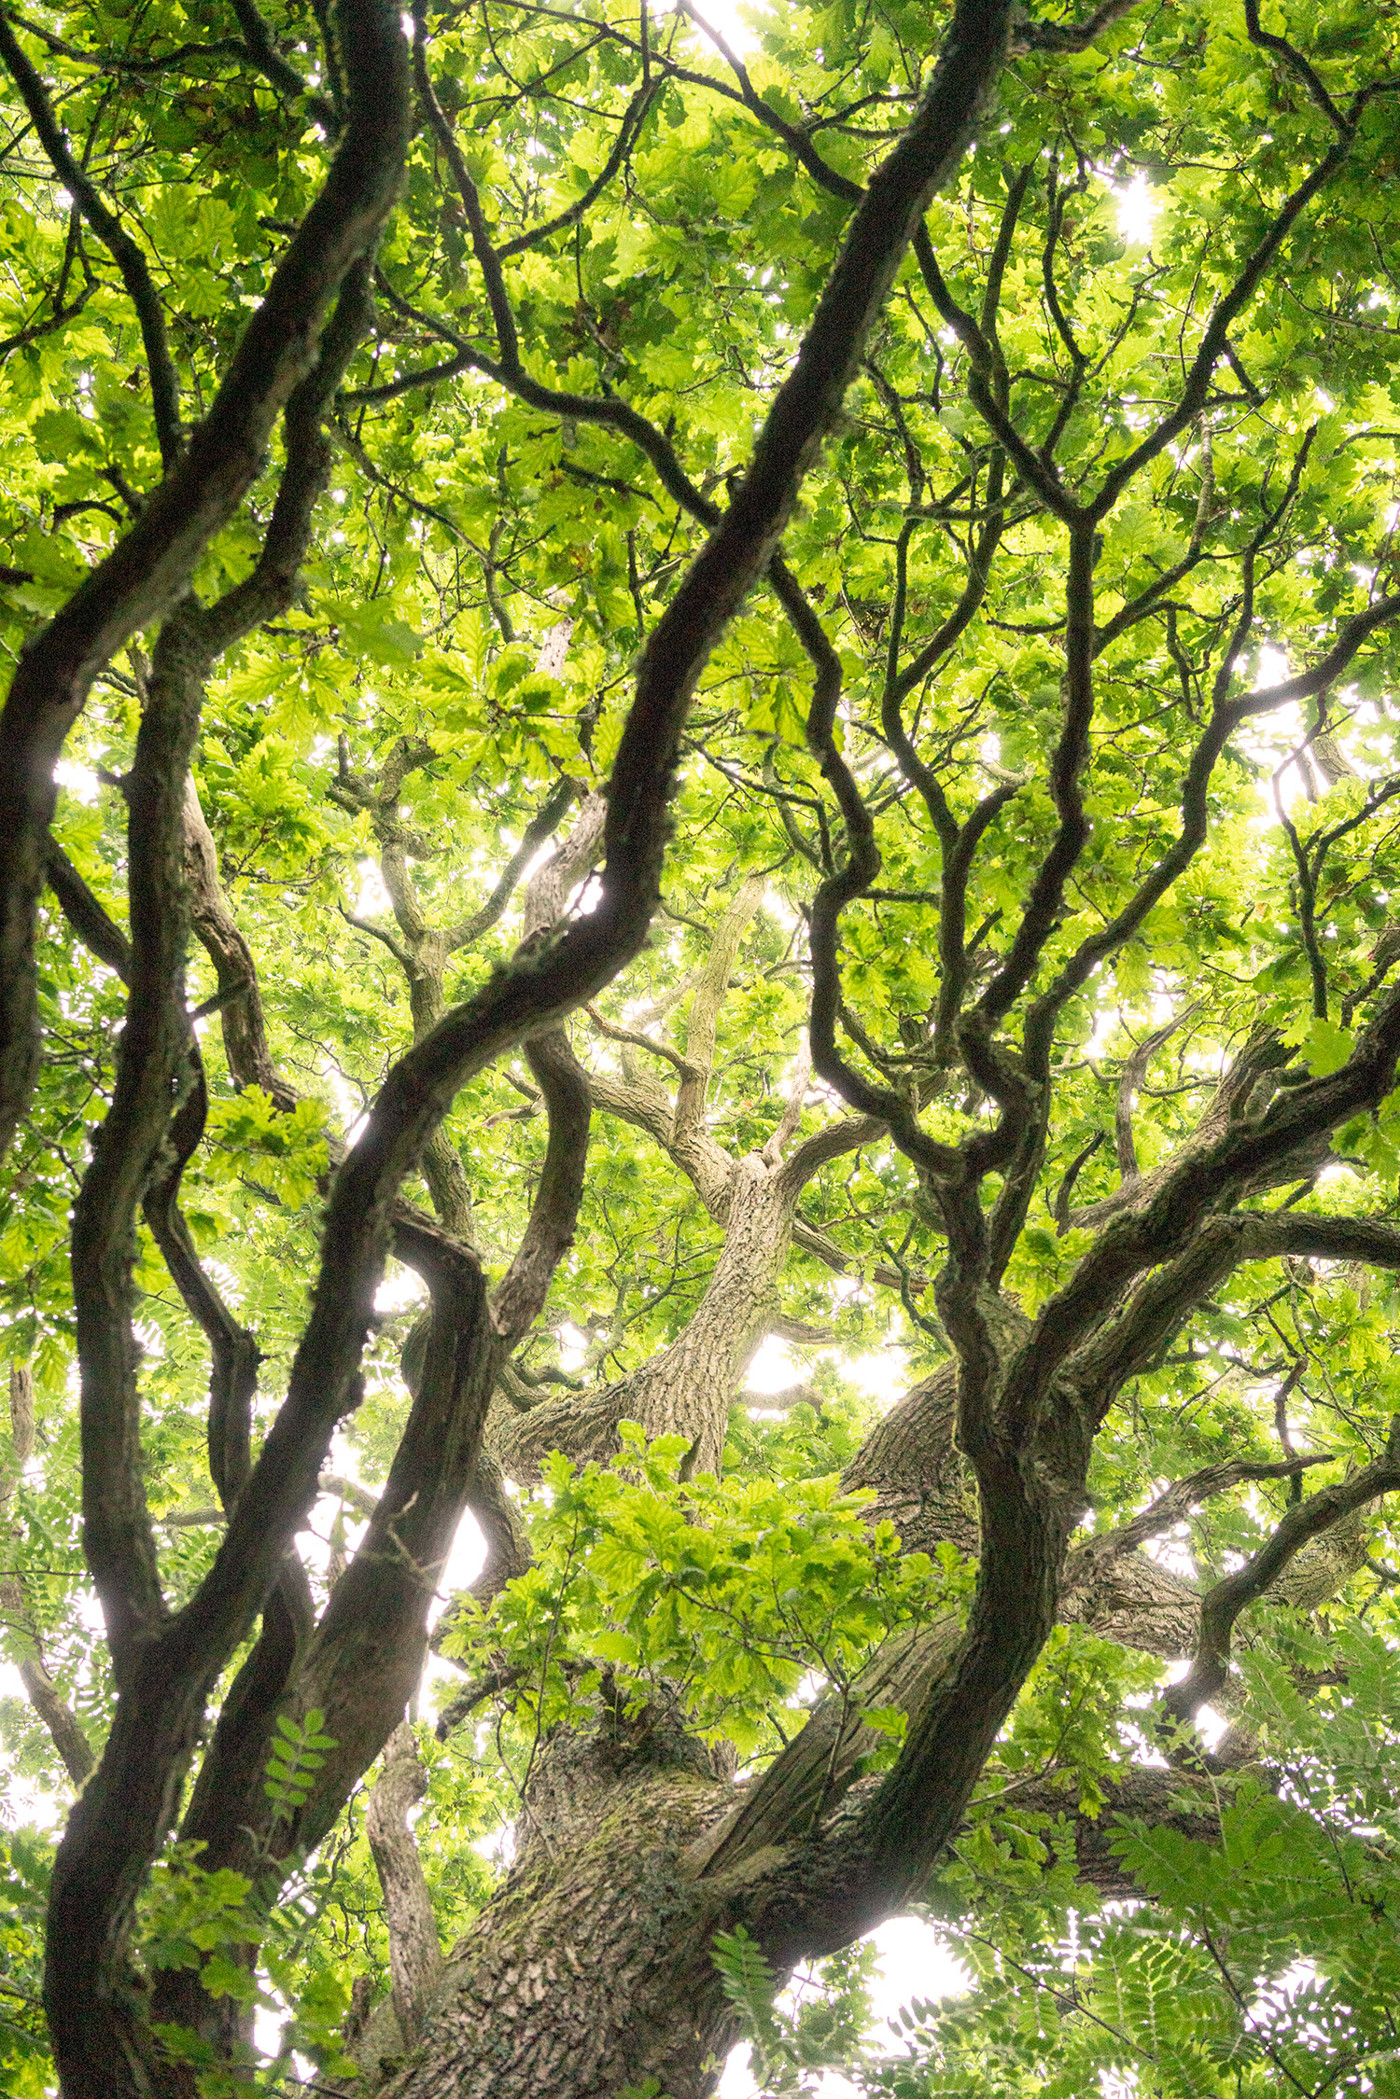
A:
[3,0,1400,2092]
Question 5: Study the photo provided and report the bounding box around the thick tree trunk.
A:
[842,1364,978,1556]
[377,1704,736,2099]
[362,1091,1388,2098]
[365,1407,1218,2099]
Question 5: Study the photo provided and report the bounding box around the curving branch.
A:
[445,776,577,951]
[1161,1417,1400,1734]
[0,14,181,470]
[914,119,1355,533]
[1237,1211,1400,1270]
[141,1052,261,1508]
[37,6,1027,2081]
[226,0,340,124]
[676,2,863,206]
[587,1005,694,1078]
[727,954,1400,1956]
[788,557,962,1183]
[151,797,596,1956]
[1081,1452,1334,1568]
[489,1030,591,1345]
[7,1,338,124]
[497,76,660,257]
[0,0,410,1166]
[44,839,130,980]
[1020,592,1400,1080]
[68,606,221,1683]
[183,777,300,1114]
[1019,0,1144,54]
[43,832,262,1500]
[975,523,1097,1028]
[34,4,413,2085]
[1011,980,1400,1436]
[1243,0,1347,132]
[1114,1004,1200,1184]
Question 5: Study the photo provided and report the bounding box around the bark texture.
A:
[365,1726,444,2044]
[492,1150,804,1479]
[26,2,1400,2093]
[382,1342,1372,2099]
[378,1705,736,2099]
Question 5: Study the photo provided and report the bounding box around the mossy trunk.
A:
[375,1706,738,2099]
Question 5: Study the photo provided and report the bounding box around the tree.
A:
[1,0,1400,2090]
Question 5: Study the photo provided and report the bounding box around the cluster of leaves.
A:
[707,1928,884,2099]
[0,1829,51,2098]
[446,1426,970,1760]
[263,1708,337,1817]
[140,1841,363,2098]
[141,1744,503,2099]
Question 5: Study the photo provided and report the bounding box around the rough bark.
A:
[397,1318,1382,2099]
[492,1148,803,1479]
[586,1055,894,1285]
[841,1360,981,1561]
[39,4,1397,2093]
[378,1703,736,2099]
[42,656,592,2093]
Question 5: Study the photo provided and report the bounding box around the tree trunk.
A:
[364,1429,1205,2097]
[492,1153,800,1480]
[377,1703,736,2099]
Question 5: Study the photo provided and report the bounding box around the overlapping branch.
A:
[0,0,410,1163]
[233,0,1015,1600]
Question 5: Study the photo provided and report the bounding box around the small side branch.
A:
[446,778,576,951]
[0,15,181,469]
[364,1723,442,2044]
[1115,1004,1200,1183]
[673,876,764,1140]
[1085,1452,1332,1567]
